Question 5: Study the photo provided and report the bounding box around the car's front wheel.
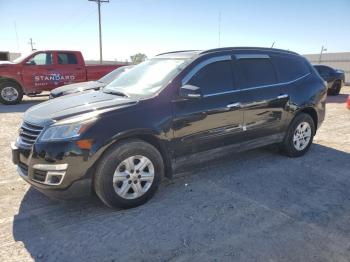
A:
[94,139,164,209]
[280,113,315,157]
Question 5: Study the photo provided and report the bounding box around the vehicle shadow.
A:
[12,144,350,261]
[326,93,348,104]
[0,97,48,113]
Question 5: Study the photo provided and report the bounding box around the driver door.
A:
[21,52,57,92]
[171,55,244,157]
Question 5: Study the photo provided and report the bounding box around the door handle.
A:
[227,102,241,109]
[47,68,55,71]
[277,94,288,99]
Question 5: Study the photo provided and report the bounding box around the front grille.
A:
[19,121,44,146]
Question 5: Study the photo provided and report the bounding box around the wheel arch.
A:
[95,131,173,179]
[0,77,23,90]
[296,106,318,131]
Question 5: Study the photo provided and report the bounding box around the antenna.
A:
[218,11,221,47]
[271,42,275,48]
[14,21,20,51]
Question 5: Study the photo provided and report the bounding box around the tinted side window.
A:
[188,60,234,95]
[273,55,310,82]
[58,53,78,64]
[235,58,277,89]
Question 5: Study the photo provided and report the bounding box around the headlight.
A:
[39,121,92,142]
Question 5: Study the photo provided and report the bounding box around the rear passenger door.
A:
[54,52,86,88]
[172,55,244,156]
[232,53,290,140]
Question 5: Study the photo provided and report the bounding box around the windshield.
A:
[99,66,133,84]
[103,58,187,96]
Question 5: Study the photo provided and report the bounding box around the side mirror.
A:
[180,84,202,99]
[25,60,35,65]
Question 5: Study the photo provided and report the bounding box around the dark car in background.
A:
[11,47,326,209]
[50,65,133,98]
[313,65,345,96]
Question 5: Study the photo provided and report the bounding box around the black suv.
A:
[313,65,345,95]
[11,47,327,208]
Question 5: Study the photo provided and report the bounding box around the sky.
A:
[0,0,349,61]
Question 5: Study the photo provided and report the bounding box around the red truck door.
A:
[54,52,86,87]
[21,52,57,92]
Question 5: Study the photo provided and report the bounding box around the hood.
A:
[50,81,105,96]
[0,61,14,65]
[24,90,137,126]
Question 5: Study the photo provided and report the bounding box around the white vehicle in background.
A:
[49,65,133,98]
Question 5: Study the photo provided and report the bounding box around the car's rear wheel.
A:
[280,113,315,157]
[94,139,164,209]
[0,81,23,105]
[327,80,342,96]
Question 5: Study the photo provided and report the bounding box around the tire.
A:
[0,81,23,105]
[327,80,341,96]
[279,113,315,157]
[94,139,164,209]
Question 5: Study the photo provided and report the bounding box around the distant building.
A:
[0,51,21,62]
[304,52,350,84]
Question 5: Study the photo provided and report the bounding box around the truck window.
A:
[27,52,53,65]
[57,53,78,65]
[188,60,234,95]
[236,58,277,89]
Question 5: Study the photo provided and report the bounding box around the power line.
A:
[88,0,110,64]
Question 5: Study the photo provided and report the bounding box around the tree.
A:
[130,53,147,64]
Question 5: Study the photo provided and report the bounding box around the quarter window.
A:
[57,53,78,64]
[235,58,277,89]
[273,55,310,82]
[187,60,234,95]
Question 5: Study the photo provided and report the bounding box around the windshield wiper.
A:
[103,89,128,97]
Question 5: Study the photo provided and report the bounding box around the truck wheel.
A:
[279,113,315,157]
[327,80,341,96]
[94,139,164,209]
[0,81,23,105]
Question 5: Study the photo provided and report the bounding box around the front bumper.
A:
[11,140,94,199]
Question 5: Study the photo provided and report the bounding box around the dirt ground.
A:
[0,88,349,262]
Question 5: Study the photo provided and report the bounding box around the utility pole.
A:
[318,46,327,64]
[89,0,109,64]
[28,38,35,51]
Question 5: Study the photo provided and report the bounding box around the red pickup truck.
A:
[0,50,125,104]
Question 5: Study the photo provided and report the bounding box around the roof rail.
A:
[199,47,299,56]
[156,50,200,56]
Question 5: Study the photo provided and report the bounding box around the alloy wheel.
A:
[113,155,155,199]
[293,122,312,151]
[1,86,19,102]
